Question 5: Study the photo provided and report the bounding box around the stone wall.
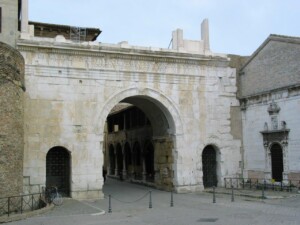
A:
[18,37,241,199]
[0,42,25,197]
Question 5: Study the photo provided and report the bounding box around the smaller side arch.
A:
[46,146,71,196]
[202,145,221,188]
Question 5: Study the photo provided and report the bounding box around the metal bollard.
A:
[213,186,216,203]
[108,195,112,213]
[231,185,234,202]
[149,191,152,208]
[170,191,174,207]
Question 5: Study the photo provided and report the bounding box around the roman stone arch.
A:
[46,146,71,196]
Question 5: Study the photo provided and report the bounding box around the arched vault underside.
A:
[98,88,183,136]
[99,88,184,191]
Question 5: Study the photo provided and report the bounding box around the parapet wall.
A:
[0,42,25,197]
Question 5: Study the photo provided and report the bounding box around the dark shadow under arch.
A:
[109,145,115,175]
[144,141,155,182]
[116,143,123,175]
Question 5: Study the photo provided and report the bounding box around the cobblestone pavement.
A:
[5,179,300,225]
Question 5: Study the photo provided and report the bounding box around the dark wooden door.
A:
[202,146,217,188]
[46,147,70,196]
[271,144,283,182]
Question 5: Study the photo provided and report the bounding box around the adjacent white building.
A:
[239,35,300,184]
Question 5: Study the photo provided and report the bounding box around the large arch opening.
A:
[270,143,283,182]
[102,92,180,191]
[46,146,71,196]
[202,145,218,188]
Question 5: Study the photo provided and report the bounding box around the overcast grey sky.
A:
[29,0,300,56]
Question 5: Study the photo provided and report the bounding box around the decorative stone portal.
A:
[202,145,218,188]
[104,95,176,191]
[46,147,71,196]
[261,116,289,181]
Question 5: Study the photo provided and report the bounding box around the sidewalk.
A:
[5,179,300,225]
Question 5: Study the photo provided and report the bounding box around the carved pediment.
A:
[260,129,289,146]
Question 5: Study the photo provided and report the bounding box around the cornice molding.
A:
[17,39,229,67]
[239,84,300,109]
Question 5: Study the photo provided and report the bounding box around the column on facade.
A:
[114,146,119,176]
[131,142,135,179]
[282,142,289,180]
[264,142,272,180]
[122,144,127,179]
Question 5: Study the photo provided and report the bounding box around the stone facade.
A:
[15,25,241,198]
[239,35,300,183]
[0,42,25,197]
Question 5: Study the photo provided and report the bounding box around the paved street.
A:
[5,179,300,225]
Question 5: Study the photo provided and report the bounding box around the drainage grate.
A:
[197,218,219,223]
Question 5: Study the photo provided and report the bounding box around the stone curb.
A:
[203,189,299,200]
[0,203,54,224]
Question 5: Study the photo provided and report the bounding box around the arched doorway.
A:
[202,145,217,188]
[101,90,183,191]
[271,143,283,181]
[46,146,70,196]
